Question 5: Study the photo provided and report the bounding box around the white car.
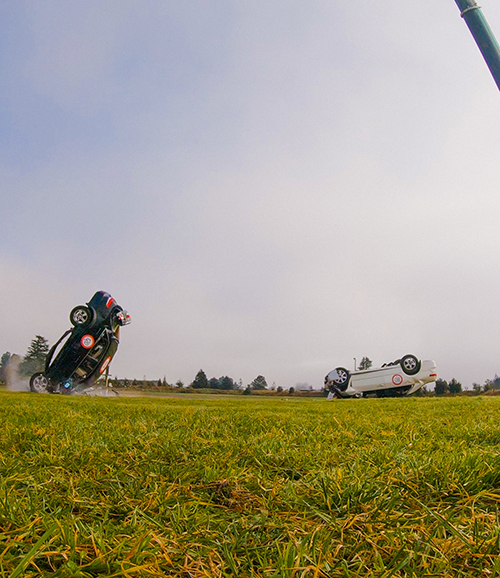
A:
[325,354,437,398]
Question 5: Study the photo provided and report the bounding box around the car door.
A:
[384,365,406,389]
[352,367,388,393]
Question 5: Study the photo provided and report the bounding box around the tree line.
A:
[189,370,270,394]
[2,341,500,395]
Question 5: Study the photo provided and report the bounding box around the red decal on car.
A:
[100,356,112,373]
[81,335,95,349]
[392,374,403,386]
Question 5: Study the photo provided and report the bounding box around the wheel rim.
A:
[73,309,89,324]
[403,358,417,372]
[336,370,348,385]
[32,375,49,393]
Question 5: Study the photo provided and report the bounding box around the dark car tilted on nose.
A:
[30,291,131,394]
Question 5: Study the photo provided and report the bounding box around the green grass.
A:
[1,392,500,577]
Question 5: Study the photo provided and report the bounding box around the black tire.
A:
[70,305,92,327]
[332,367,350,392]
[400,354,421,376]
[30,372,50,393]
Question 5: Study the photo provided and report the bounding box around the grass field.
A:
[1,392,500,577]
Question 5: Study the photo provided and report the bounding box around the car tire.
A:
[70,306,92,327]
[400,354,421,376]
[333,367,350,392]
[30,372,50,393]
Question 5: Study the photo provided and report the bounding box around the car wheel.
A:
[333,367,350,392]
[70,306,92,327]
[30,372,50,393]
[400,354,421,375]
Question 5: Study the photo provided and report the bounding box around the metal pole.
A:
[454,0,500,90]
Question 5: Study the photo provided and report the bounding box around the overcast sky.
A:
[1,1,500,389]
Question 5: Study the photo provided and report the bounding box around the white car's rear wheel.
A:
[333,367,350,391]
[400,354,420,375]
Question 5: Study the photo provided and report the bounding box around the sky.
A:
[1,0,500,390]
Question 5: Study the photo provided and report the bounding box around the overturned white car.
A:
[325,354,437,398]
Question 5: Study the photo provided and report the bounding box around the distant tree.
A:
[157,379,162,387]
[191,370,209,389]
[358,357,373,370]
[435,378,449,396]
[482,376,500,392]
[218,376,236,390]
[243,386,252,395]
[19,336,49,377]
[176,380,184,388]
[250,375,268,390]
[448,378,462,395]
[472,382,482,393]
[484,379,494,392]
[208,377,220,389]
[277,386,283,393]
[288,387,295,395]
[0,352,12,383]
[25,336,49,361]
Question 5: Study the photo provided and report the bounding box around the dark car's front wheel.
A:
[30,372,50,393]
[400,354,421,375]
[70,306,92,327]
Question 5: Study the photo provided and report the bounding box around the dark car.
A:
[30,291,131,393]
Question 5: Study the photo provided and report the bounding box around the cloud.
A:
[1,1,500,388]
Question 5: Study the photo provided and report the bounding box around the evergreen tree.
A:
[218,376,236,390]
[358,357,373,370]
[191,370,209,389]
[26,335,49,360]
[208,377,220,389]
[435,378,449,396]
[19,336,49,377]
[250,375,268,390]
[448,378,462,395]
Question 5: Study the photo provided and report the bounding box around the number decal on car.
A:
[392,374,403,386]
[81,335,95,349]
